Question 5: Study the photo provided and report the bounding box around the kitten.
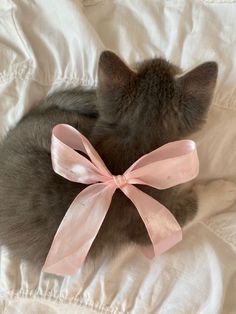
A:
[0,51,218,266]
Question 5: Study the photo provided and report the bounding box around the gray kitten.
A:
[0,51,217,266]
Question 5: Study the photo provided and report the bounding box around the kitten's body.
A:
[0,52,218,266]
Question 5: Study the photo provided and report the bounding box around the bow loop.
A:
[125,140,199,189]
[52,124,112,184]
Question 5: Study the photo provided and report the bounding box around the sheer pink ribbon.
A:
[42,124,199,276]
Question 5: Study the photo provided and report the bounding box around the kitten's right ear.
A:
[176,62,218,130]
[177,61,218,107]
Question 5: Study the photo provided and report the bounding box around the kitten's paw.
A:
[194,179,236,217]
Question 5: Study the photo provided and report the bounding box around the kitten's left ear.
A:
[176,62,218,128]
[97,51,136,121]
[98,51,135,93]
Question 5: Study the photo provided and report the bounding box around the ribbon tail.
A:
[42,183,115,276]
[122,185,182,258]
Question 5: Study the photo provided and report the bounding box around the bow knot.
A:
[113,175,127,188]
[42,124,199,276]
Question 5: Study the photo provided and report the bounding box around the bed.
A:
[0,0,236,313]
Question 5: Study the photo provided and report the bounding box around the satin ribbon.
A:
[42,124,199,276]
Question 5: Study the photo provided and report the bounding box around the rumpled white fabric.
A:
[0,0,236,313]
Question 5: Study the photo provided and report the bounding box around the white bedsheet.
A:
[0,0,236,313]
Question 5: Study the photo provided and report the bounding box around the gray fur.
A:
[0,51,218,266]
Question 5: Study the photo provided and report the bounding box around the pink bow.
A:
[42,124,199,276]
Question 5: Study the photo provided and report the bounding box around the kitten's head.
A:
[95,51,218,172]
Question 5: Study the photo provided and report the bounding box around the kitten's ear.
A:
[177,62,218,129]
[177,61,218,109]
[97,51,136,121]
[98,51,135,95]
